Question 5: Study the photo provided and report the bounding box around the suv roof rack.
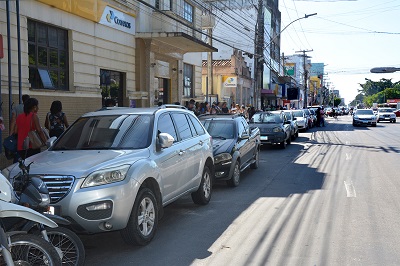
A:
[159,104,188,110]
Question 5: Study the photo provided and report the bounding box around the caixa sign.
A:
[99,6,135,35]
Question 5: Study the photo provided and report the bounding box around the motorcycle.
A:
[8,159,86,266]
[0,173,62,265]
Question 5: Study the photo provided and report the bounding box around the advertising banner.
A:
[223,76,237,87]
[99,6,136,34]
[285,63,295,76]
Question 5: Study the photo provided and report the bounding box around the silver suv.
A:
[3,107,214,246]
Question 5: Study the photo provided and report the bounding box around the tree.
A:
[334,97,342,107]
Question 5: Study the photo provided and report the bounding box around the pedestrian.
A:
[316,107,321,127]
[320,106,326,126]
[221,102,229,113]
[14,98,48,159]
[45,100,69,138]
[10,94,30,134]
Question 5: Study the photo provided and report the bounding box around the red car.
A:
[394,109,400,117]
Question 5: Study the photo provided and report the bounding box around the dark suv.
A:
[199,114,260,187]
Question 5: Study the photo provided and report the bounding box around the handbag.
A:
[3,134,17,160]
[24,114,48,149]
[27,130,44,149]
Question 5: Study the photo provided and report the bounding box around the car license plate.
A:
[260,136,268,140]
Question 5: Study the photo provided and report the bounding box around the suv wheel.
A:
[227,161,240,187]
[121,188,158,246]
[250,149,259,169]
[191,165,212,205]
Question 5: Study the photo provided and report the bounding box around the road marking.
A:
[345,153,352,160]
[344,181,356,197]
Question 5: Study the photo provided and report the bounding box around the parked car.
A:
[3,107,215,246]
[292,109,309,131]
[250,111,291,149]
[377,108,396,123]
[394,109,400,117]
[282,110,299,140]
[353,109,377,127]
[199,114,260,187]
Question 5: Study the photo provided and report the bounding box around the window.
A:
[157,113,178,142]
[188,115,205,135]
[183,63,193,97]
[183,1,193,22]
[28,20,68,90]
[171,113,192,140]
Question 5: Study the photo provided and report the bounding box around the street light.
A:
[370,67,400,73]
[266,13,317,48]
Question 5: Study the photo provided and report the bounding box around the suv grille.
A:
[38,175,75,203]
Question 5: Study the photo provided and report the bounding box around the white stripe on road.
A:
[344,181,356,197]
[345,153,352,160]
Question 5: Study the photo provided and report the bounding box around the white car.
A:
[377,108,396,123]
[292,110,308,131]
[353,109,377,127]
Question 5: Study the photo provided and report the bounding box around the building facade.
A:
[202,49,252,107]
[0,0,215,166]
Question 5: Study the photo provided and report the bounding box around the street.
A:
[81,115,400,266]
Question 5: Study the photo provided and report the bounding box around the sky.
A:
[279,0,400,105]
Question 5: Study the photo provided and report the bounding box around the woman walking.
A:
[45,100,69,138]
[14,98,48,159]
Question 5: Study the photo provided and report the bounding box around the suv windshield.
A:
[252,113,283,123]
[202,120,235,139]
[52,114,153,150]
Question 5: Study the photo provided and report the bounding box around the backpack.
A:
[48,112,65,138]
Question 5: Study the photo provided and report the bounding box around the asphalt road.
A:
[81,115,400,266]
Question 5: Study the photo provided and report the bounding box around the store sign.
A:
[99,6,135,35]
[285,63,295,76]
[223,76,237,87]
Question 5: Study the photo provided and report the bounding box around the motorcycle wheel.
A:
[43,226,86,266]
[9,233,62,266]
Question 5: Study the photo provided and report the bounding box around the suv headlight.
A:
[273,127,283,133]
[81,165,130,188]
[214,153,232,165]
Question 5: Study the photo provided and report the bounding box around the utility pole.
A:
[254,0,264,110]
[295,49,313,108]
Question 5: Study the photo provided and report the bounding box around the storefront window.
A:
[183,63,193,98]
[100,69,124,107]
[28,20,68,90]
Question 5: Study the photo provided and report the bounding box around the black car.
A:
[199,114,261,187]
[250,111,292,149]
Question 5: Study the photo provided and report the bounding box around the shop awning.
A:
[136,32,217,53]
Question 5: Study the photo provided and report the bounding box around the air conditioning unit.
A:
[201,14,215,29]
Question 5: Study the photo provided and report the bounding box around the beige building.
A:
[202,50,252,108]
[0,0,216,167]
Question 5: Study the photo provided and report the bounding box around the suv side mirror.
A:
[157,133,174,151]
[46,136,57,148]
